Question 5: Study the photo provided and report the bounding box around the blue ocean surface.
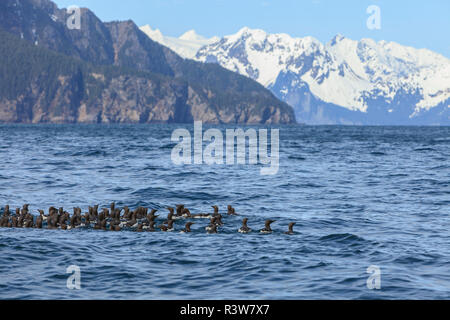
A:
[0,124,449,300]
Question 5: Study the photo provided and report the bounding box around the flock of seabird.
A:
[0,204,296,235]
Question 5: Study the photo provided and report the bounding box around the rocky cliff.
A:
[0,0,295,124]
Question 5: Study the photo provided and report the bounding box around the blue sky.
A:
[53,0,450,57]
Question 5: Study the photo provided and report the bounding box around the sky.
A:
[53,0,450,58]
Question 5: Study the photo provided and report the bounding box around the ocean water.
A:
[0,124,449,300]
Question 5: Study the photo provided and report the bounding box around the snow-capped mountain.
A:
[140,25,219,59]
[139,25,449,124]
[194,27,450,125]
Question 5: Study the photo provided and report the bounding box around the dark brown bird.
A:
[181,222,195,233]
[207,224,218,234]
[227,205,238,216]
[146,221,157,232]
[22,204,30,215]
[126,212,138,227]
[238,218,251,234]
[215,215,224,226]
[123,206,130,220]
[260,220,276,234]
[2,205,10,217]
[24,219,34,228]
[159,220,174,232]
[0,215,8,228]
[164,208,175,223]
[285,222,296,235]
[205,217,217,232]
[147,209,159,221]
[35,214,43,229]
[11,216,18,228]
[176,205,185,217]
[182,208,192,218]
[47,215,58,229]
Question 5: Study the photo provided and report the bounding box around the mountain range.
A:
[143,26,450,125]
[0,0,295,124]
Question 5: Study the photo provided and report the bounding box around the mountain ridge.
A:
[0,0,295,124]
[141,25,449,125]
[195,27,450,125]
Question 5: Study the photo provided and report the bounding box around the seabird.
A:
[207,224,218,234]
[147,209,159,221]
[181,208,192,218]
[181,222,195,233]
[285,222,296,235]
[205,217,217,232]
[212,205,220,217]
[145,221,157,232]
[159,219,174,232]
[164,208,175,223]
[260,220,276,234]
[176,205,185,217]
[238,218,252,234]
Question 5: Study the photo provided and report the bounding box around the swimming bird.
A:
[0,215,8,227]
[181,222,195,233]
[238,218,251,234]
[24,218,34,228]
[176,205,185,217]
[47,215,58,230]
[17,209,25,228]
[37,209,47,222]
[158,220,175,232]
[22,204,30,215]
[166,220,175,232]
[181,208,192,218]
[99,219,107,230]
[123,206,131,220]
[125,211,138,228]
[207,224,218,234]
[144,221,157,232]
[146,209,159,222]
[227,205,238,216]
[136,207,147,220]
[34,214,43,229]
[93,205,99,216]
[205,217,217,232]
[11,216,18,228]
[164,208,175,223]
[260,220,276,234]
[215,215,224,226]
[285,222,296,235]
[212,205,220,217]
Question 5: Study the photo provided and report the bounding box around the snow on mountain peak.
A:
[139,25,449,123]
[139,25,218,59]
[140,25,164,43]
[196,27,450,117]
[179,30,205,41]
